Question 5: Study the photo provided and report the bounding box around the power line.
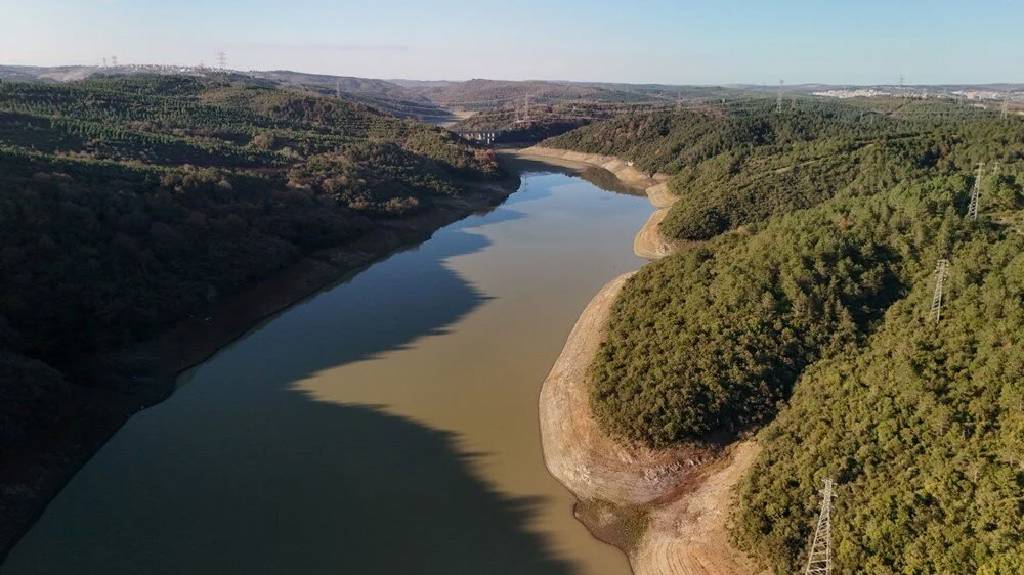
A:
[805,478,836,575]
[967,163,984,221]
[931,259,950,324]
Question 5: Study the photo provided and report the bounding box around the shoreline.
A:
[513,146,679,260]
[0,174,518,563]
[526,148,760,574]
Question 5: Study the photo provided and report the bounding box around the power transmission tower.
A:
[336,80,342,99]
[805,479,836,575]
[111,55,119,68]
[967,163,984,220]
[523,94,530,123]
[776,80,784,114]
[217,51,227,70]
[1002,99,1010,119]
[931,259,949,324]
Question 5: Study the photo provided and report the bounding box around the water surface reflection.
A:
[3,171,651,575]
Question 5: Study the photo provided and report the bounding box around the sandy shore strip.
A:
[524,147,759,574]
[515,146,663,190]
[630,441,763,575]
[645,182,677,209]
[513,146,679,259]
[536,276,761,572]
[538,274,712,504]
[537,272,758,575]
[634,209,675,259]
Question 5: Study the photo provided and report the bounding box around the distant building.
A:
[812,89,892,99]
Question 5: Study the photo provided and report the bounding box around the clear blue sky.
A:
[1,0,1020,85]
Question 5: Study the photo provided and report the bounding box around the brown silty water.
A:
[3,170,651,575]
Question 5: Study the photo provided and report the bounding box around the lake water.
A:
[3,169,651,575]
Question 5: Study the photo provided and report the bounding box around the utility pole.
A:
[931,259,949,324]
[336,80,342,99]
[217,51,227,71]
[523,94,530,123]
[804,479,836,575]
[967,163,984,221]
[776,80,784,114]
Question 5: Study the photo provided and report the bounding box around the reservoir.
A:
[3,166,651,575]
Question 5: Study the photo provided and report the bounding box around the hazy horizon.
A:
[7,61,1024,89]
[2,0,1022,86]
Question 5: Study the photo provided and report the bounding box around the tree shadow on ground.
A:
[3,181,582,575]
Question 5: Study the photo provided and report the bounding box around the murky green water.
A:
[4,170,651,575]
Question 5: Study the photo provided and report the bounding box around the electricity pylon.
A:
[967,163,984,220]
[805,478,836,575]
[931,259,949,324]
[217,51,227,70]
[776,80,784,114]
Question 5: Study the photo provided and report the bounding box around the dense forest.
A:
[0,75,499,459]
[546,98,1021,240]
[550,98,1024,571]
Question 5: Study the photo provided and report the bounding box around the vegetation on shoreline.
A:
[545,98,1021,240]
[733,226,1024,573]
[551,98,1024,571]
[0,75,498,460]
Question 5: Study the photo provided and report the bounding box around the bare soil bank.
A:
[0,177,517,563]
[524,147,761,575]
[537,273,760,575]
[513,147,678,260]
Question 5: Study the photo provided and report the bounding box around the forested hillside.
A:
[0,75,498,460]
[552,99,1023,571]
[248,70,453,121]
[546,98,1021,240]
[733,220,1024,573]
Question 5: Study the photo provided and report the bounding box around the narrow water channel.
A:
[3,168,652,575]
